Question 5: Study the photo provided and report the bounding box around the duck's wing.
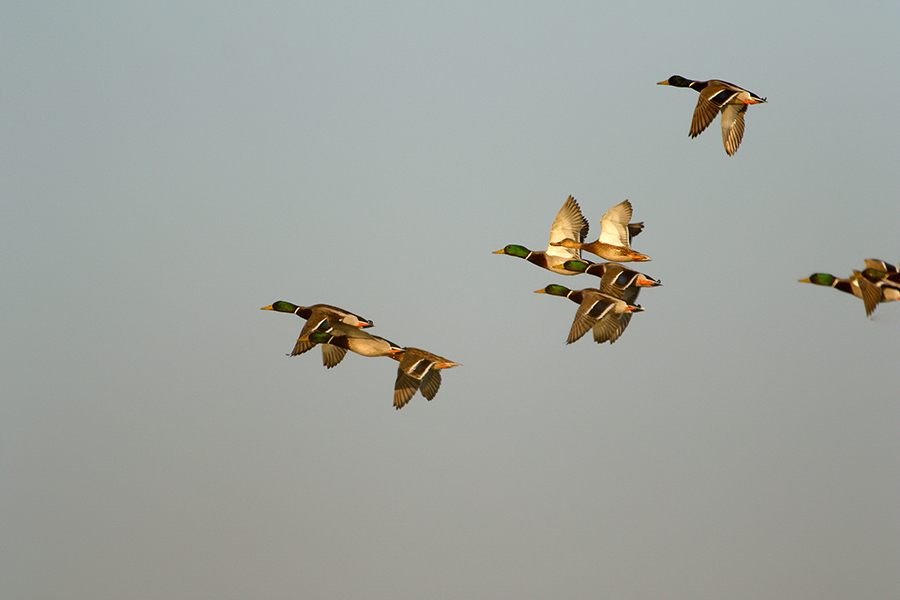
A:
[597,200,634,247]
[292,310,351,356]
[627,222,644,241]
[567,313,596,344]
[308,303,373,328]
[864,259,898,273]
[720,102,748,156]
[853,272,883,317]
[419,370,443,401]
[546,196,590,260]
[393,371,420,409]
[691,93,726,137]
[691,83,740,137]
[592,311,625,344]
[290,337,316,357]
[597,263,630,298]
[321,344,348,368]
[296,308,333,340]
[610,313,634,344]
[290,310,331,355]
[569,294,615,344]
[392,349,437,409]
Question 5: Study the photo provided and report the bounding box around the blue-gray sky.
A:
[3,2,899,598]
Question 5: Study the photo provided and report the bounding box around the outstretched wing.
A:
[420,370,443,401]
[597,200,634,247]
[546,196,590,260]
[321,344,348,369]
[691,86,738,137]
[568,294,615,344]
[720,102,748,156]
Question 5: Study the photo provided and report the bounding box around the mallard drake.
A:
[390,347,459,409]
[494,195,592,275]
[550,200,650,262]
[535,284,644,344]
[261,301,373,363]
[540,261,656,343]
[557,259,661,288]
[302,325,403,368]
[657,75,767,156]
[798,272,884,317]
[798,273,853,294]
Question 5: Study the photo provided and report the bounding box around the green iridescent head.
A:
[306,331,333,345]
[261,300,300,313]
[799,273,836,286]
[658,75,693,88]
[560,259,590,273]
[494,244,530,258]
[534,284,571,297]
[861,267,888,282]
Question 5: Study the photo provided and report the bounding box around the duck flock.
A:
[495,196,660,345]
[263,75,897,409]
[261,301,459,409]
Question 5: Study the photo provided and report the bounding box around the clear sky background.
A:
[3,2,899,598]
